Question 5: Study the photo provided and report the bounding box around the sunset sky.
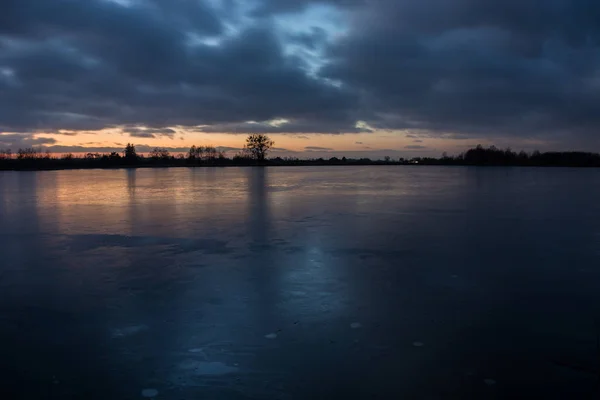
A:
[1,0,599,159]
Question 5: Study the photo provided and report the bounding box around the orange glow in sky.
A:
[6,127,552,160]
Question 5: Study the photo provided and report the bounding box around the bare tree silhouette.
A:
[245,134,274,163]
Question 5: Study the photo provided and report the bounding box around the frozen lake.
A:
[1,166,600,399]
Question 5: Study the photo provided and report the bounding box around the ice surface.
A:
[1,166,599,398]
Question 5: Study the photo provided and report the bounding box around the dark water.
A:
[1,166,600,399]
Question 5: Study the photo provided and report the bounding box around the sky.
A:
[1,0,599,159]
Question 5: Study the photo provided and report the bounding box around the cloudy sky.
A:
[1,0,599,158]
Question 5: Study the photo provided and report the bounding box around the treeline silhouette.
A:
[412,145,600,167]
[1,143,600,170]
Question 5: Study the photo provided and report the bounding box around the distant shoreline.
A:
[2,145,600,170]
[1,160,600,172]
[0,160,402,172]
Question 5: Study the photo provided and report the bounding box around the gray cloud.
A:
[124,127,176,139]
[197,119,367,134]
[1,0,600,147]
[305,146,333,151]
[0,0,358,134]
[254,0,365,14]
[0,133,56,148]
[321,0,600,144]
[129,132,155,138]
[217,146,243,152]
[405,145,427,150]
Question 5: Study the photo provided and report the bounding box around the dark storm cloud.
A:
[0,0,358,134]
[287,27,328,51]
[321,0,600,142]
[251,0,365,15]
[0,0,222,38]
[2,0,600,145]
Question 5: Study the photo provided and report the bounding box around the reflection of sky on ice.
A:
[2,166,600,398]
